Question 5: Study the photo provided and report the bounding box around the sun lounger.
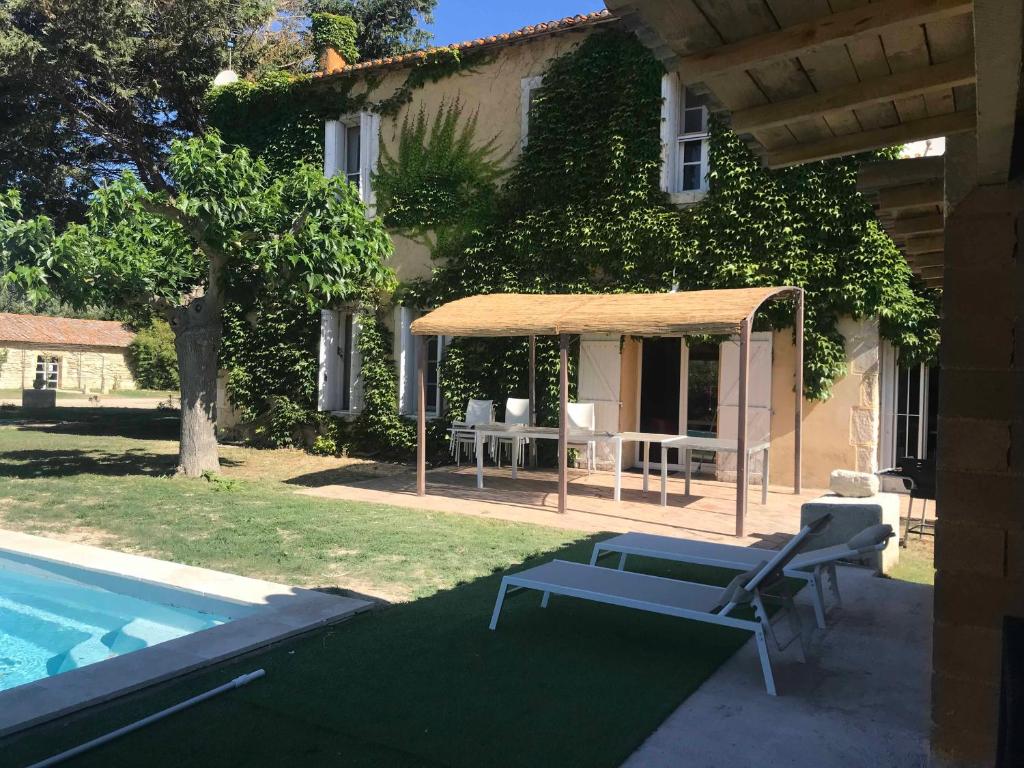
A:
[488,515,832,695]
[588,524,894,630]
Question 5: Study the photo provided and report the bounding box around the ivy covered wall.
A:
[206,24,939,455]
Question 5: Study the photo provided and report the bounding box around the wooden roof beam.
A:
[889,213,945,236]
[732,56,975,134]
[907,252,945,269]
[905,234,945,254]
[858,156,945,190]
[677,0,973,83]
[765,111,975,168]
[878,181,945,212]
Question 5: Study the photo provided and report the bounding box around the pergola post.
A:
[416,334,426,497]
[794,289,804,495]
[558,333,569,514]
[735,316,752,537]
[528,334,538,467]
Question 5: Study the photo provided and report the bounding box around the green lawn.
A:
[0,388,176,401]
[0,408,760,767]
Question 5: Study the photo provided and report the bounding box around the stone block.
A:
[938,369,1015,421]
[21,388,56,408]
[934,521,1006,578]
[937,417,1011,474]
[849,407,877,446]
[829,470,879,497]
[855,446,877,474]
[933,572,1024,627]
[936,470,1017,526]
[932,621,1004,682]
[800,493,900,574]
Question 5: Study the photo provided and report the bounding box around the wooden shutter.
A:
[717,331,773,480]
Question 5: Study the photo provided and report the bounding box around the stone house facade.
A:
[0,313,137,393]
[313,12,934,489]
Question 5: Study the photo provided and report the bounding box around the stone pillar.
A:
[931,135,1024,766]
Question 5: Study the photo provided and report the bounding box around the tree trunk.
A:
[172,300,223,477]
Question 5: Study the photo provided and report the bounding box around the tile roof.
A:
[0,313,136,349]
[315,10,614,79]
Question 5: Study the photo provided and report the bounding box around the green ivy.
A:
[373,99,507,242]
[126,320,179,390]
[310,13,360,63]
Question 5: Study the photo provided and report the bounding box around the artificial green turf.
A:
[4,547,754,768]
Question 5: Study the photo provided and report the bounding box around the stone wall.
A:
[930,172,1024,767]
[0,345,136,393]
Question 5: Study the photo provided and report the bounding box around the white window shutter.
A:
[360,111,381,211]
[660,73,680,193]
[349,316,364,412]
[717,332,773,479]
[396,307,415,415]
[324,120,343,178]
[578,335,623,465]
[318,309,341,411]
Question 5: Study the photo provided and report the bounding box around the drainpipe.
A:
[28,670,266,767]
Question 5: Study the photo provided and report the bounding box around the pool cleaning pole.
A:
[28,669,266,768]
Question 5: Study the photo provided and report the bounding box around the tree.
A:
[2,133,395,475]
[0,0,303,224]
[308,0,436,61]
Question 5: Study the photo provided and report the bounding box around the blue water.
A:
[0,561,230,692]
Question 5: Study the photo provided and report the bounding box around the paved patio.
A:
[299,464,826,546]
[624,565,933,767]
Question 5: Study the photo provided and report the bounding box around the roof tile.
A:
[0,313,136,349]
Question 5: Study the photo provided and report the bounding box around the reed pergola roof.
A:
[411,287,798,338]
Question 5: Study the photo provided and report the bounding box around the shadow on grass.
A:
[0,407,181,441]
[284,464,412,488]
[2,537,763,768]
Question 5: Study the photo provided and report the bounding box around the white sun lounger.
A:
[588,524,894,630]
[489,516,831,696]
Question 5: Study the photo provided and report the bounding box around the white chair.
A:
[567,402,597,473]
[493,398,530,468]
[450,399,493,466]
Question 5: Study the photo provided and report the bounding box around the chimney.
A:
[320,46,346,74]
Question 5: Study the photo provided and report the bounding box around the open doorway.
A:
[638,338,681,465]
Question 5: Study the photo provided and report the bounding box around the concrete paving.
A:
[622,567,932,768]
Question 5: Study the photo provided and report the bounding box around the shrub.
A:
[127,321,179,390]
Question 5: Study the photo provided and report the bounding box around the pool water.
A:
[0,560,230,692]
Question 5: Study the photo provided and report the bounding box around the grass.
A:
[889,536,935,585]
[0,389,176,401]
[0,408,759,767]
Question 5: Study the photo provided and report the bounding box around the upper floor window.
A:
[520,76,545,147]
[325,112,380,210]
[661,74,710,204]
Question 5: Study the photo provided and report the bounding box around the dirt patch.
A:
[218,444,410,487]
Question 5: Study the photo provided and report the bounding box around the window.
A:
[520,76,544,147]
[35,355,59,389]
[317,310,362,414]
[880,343,939,466]
[661,74,710,203]
[325,113,380,208]
[424,335,444,417]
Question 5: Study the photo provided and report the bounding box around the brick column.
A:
[931,168,1024,765]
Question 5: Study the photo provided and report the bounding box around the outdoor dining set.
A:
[448,397,772,507]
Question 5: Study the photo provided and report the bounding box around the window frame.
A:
[325,112,380,212]
[520,75,545,148]
[661,74,710,205]
[318,309,363,416]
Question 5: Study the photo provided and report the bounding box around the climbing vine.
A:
[310,13,360,63]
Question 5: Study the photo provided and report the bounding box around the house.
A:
[0,313,137,393]
[312,11,936,489]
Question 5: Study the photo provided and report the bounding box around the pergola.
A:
[411,287,804,536]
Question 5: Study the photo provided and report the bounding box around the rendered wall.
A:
[0,345,136,393]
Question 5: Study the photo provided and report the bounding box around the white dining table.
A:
[658,435,771,507]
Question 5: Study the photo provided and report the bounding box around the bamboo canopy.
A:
[411,287,799,338]
[412,287,804,536]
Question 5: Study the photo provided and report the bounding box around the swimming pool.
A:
[0,531,371,737]
[0,554,235,692]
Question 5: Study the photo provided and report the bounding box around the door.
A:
[717,332,773,480]
[35,355,59,389]
[637,338,682,466]
[578,335,622,464]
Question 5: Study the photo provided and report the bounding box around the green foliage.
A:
[127,321,180,390]
[349,310,415,454]
[310,13,359,62]
[413,29,940,410]
[373,100,507,241]
[0,0,288,223]
[307,0,437,61]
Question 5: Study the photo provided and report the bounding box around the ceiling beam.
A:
[889,213,945,236]
[677,0,974,83]
[908,253,946,268]
[973,0,1024,183]
[905,234,945,254]
[878,181,945,212]
[765,110,976,168]
[732,56,975,134]
[858,156,945,190]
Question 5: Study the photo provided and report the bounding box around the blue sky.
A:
[426,1,604,47]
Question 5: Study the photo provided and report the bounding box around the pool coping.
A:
[0,530,373,738]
